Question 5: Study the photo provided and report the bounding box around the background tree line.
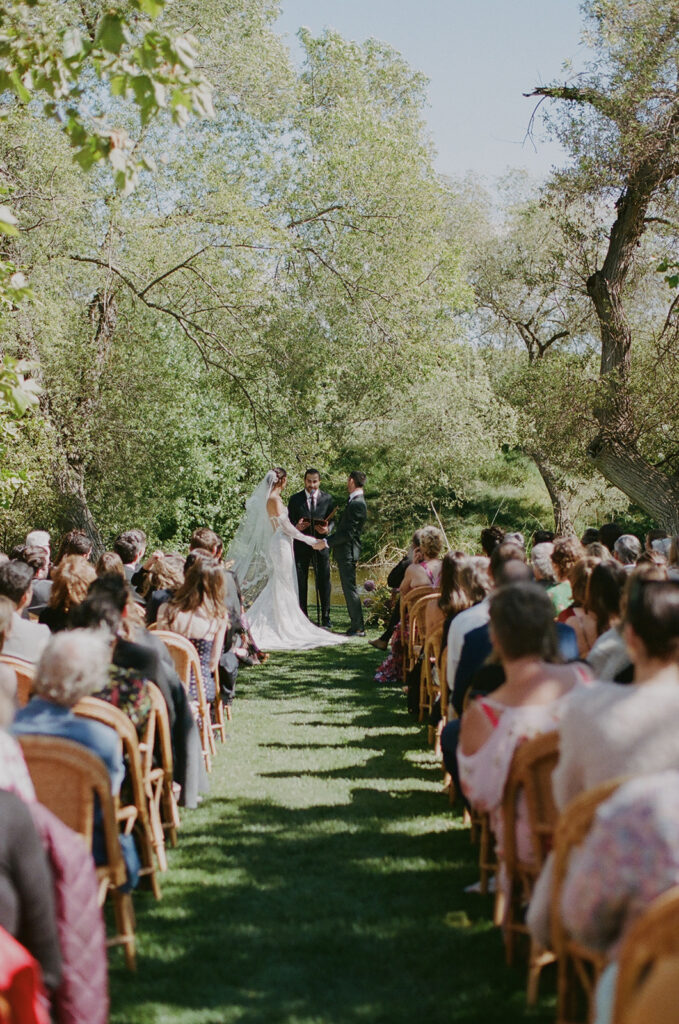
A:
[2,0,677,558]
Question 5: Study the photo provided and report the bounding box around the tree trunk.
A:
[53,460,105,558]
[530,453,577,537]
[588,434,679,532]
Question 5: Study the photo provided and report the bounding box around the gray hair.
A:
[0,664,17,728]
[26,530,50,550]
[504,531,525,550]
[531,542,556,583]
[34,629,110,708]
[614,534,642,566]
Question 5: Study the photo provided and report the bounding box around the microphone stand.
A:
[309,503,322,626]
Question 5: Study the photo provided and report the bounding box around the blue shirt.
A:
[12,697,124,795]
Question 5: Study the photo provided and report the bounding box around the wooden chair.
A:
[144,682,180,852]
[612,885,679,1024]
[460,690,498,895]
[18,733,136,970]
[501,731,560,1004]
[406,592,439,721]
[73,696,162,898]
[399,585,436,682]
[422,627,443,745]
[551,778,625,1024]
[0,653,34,706]
[149,629,214,772]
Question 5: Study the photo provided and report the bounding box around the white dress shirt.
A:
[446,596,491,696]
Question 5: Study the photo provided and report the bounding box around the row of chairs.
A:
[0,624,232,972]
[481,731,679,1024]
[393,592,679,1022]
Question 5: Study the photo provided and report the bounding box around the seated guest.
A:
[53,529,92,566]
[580,527,600,546]
[96,551,125,578]
[530,542,557,589]
[532,530,555,546]
[113,529,147,605]
[25,530,50,562]
[72,583,153,741]
[80,576,206,808]
[189,527,221,557]
[370,532,420,651]
[400,525,444,596]
[19,547,52,616]
[558,556,600,658]
[645,528,669,555]
[549,537,584,615]
[554,576,679,807]
[39,555,96,634]
[12,630,124,793]
[598,522,624,553]
[586,541,612,560]
[446,543,521,689]
[613,533,642,571]
[375,527,445,687]
[11,630,138,885]
[427,550,469,644]
[458,582,590,878]
[450,558,536,718]
[480,526,505,557]
[0,663,35,798]
[140,552,185,625]
[0,561,50,663]
[560,772,679,1024]
[0,670,62,995]
[585,560,629,679]
[157,554,229,703]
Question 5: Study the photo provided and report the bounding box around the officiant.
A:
[288,468,335,627]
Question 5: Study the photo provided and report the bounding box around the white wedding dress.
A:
[246,510,348,652]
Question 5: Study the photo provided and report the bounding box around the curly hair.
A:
[551,537,585,582]
[418,525,445,560]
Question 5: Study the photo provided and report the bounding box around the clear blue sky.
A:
[276,0,588,182]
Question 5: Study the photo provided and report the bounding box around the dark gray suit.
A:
[327,493,367,631]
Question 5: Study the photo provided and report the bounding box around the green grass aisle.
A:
[109,639,554,1024]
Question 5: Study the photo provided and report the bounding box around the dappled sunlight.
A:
[110,640,553,1024]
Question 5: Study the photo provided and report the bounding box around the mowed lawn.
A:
[109,630,554,1024]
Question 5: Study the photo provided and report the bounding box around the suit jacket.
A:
[451,620,581,716]
[123,564,146,607]
[327,495,367,560]
[288,489,336,540]
[27,578,52,616]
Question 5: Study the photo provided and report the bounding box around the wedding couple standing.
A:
[227,467,367,651]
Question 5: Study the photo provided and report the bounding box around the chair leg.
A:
[111,890,137,971]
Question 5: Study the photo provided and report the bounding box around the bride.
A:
[227,468,349,652]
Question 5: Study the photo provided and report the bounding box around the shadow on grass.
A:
[109,639,554,1024]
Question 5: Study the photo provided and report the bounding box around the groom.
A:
[326,471,368,636]
[288,468,335,627]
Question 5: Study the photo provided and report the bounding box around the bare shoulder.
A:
[266,496,283,515]
[459,699,495,757]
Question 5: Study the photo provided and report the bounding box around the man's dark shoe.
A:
[346,629,366,637]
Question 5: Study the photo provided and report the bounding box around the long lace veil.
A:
[227,470,278,606]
